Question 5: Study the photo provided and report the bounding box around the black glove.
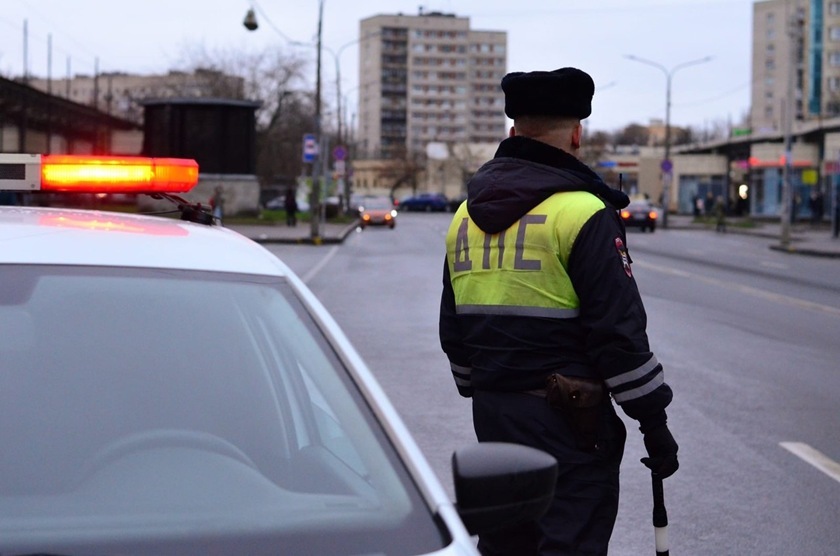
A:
[640,424,679,479]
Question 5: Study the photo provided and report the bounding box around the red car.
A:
[358,196,397,229]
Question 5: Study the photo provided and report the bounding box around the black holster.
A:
[545,374,606,452]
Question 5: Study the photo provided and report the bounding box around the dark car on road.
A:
[620,199,658,232]
[397,193,449,212]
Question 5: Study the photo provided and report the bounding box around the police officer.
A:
[439,67,678,555]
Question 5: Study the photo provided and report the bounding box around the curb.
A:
[247,222,359,245]
[768,244,840,258]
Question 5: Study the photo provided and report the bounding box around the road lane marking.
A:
[302,245,339,284]
[634,260,840,317]
[780,442,840,485]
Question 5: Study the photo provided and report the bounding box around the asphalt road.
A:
[265,213,840,555]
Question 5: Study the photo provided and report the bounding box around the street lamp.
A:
[244,1,325,243]
[624,54,713,228]
[289,32,378,212]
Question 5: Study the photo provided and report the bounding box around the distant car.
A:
[358,196,397,229]
[0,153,558,555]
[398,193,448,212]
[620,200,658,232]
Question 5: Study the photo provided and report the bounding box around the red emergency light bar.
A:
[42,155,199,192]
[0,154,199,193]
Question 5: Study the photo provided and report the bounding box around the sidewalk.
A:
[228,216,840,259]
[226,221,359,245]
[667,214,840,259]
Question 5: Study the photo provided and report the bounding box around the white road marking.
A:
[780,442,840,485]
[302,245,340,284]
[634,260,840,317]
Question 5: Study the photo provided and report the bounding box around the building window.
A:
[830,2,840,16]
[831,27,840,41]
[830,51,840,66]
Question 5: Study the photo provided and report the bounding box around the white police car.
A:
[0,154,556,555]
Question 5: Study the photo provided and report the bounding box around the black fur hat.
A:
[501,67,595,120]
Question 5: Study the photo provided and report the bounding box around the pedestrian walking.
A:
[439,67,679,555]
[714,195,727,233]
[284,188,298,227]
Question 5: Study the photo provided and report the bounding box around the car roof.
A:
[0,205,291,276]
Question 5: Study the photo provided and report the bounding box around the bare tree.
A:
[383,146,426,201]
[176,43,309,130]
[614,123,650,146]
[175,44,317,191]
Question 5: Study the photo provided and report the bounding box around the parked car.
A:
[358,195,397,229]
[0,153,557,556]
[620,199,658,232]
[397,192,449,212]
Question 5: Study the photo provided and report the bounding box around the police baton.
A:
[652,475,669,555]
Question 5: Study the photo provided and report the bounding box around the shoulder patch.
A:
[614,237,632,277]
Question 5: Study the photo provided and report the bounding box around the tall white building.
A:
[357,10,507,160]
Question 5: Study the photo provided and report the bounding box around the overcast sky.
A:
[1,0,755,133]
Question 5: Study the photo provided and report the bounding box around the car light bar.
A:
[0,154,199,193]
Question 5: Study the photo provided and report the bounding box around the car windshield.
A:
[362,197,392,210]
[0,265,445,555]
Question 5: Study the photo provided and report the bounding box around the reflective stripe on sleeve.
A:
[604,355,660,389]
[456,305,580,319]
[611,370,665,403]
[450,362,472,388]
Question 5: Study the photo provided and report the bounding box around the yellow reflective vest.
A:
[446,191,605,319]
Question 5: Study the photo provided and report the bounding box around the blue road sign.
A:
[303,134,318,163]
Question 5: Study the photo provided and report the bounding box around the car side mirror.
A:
[452,442,557,536]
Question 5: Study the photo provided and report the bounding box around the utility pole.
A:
[780,2,803,250]
[244,2,325,243]
[309,0,324,243]
[625,54,712,228]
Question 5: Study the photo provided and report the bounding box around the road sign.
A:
[333,145,347,161]
[303,134,318,163]
[660,159,673,173]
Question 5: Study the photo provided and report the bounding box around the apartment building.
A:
[750,0,840,132]
[357,10,507,160]
[28,69,245,124]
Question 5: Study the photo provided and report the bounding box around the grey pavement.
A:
[227,215,840,259]
[666,214,840,258]
[226,221,359,245]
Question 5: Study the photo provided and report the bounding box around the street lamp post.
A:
[245,1,325,242]
[624,54,713,228]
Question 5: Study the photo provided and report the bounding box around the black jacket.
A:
[439,136,672,428]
